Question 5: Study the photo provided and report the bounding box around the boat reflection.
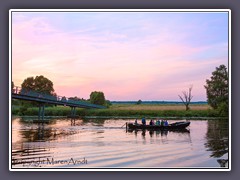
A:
[127,128,192,146]
[128,128,190,138]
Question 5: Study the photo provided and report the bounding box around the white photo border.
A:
[9,9,231,171]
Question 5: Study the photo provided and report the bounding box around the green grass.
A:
[12,103,225,118]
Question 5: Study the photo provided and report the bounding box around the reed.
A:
[12,104,223,117]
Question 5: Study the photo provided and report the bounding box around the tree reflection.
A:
[205,120,228,157]
[204,119,229,166]
[19,122,56,142]
[82,118,106,126]
[19,120,81,142]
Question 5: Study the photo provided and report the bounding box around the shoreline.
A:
[11,115,228,120]
[12,104,228,120]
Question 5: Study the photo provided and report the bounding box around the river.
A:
[11,117,229,169]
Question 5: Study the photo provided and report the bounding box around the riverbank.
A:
[12,104,228,119]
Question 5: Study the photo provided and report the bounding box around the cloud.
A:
[12,12,229,100]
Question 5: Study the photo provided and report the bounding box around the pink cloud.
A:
[12,13,228,101]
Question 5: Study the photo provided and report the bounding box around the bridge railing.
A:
[12,86,105,109]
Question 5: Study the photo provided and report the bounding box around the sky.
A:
[11,10,229,101]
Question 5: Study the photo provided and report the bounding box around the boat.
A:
[127,127,190,134]
[127,121,190,130]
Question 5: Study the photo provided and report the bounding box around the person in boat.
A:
[160,120,164,126]
[149,119,152,126]
[164,120,169,126]
[134,119,138,125]
[142,117,146,125]
[156,119,160,125]
[149,119,154,126]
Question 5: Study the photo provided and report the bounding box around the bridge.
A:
[12,86,106,120]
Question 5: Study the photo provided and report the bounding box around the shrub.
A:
[18,106,29,116]
[217,102,229,117]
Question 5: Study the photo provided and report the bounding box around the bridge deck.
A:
[12,87,106,109]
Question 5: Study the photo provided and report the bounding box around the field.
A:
[12,103,224,119]
[110,104,211,111]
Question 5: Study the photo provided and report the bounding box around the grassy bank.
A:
[110,104,210,111]
[12,104,226,118]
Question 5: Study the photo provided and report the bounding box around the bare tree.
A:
[178,85,193,111]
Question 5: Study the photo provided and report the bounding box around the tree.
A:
[136,99,142,105]
[104,100,112,108]
[178,85,193,111]
[90,91,106,105]
[61,96,67,102]
[204,64,228,115]
[21,75,55,95]
[69,96,81,101]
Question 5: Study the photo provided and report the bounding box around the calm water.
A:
[11,117,229,169]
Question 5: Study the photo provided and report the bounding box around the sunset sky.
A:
[11,10,229,101]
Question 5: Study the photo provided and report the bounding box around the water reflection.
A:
[12,146,53,166]
[12,118,86,167]
[19,122,54,142]
[128,129,190,137]
[82,118,106,126]
[70,118,85,126]
[12,118,229,168]
[204,119,229,167]
[128,128,191,143]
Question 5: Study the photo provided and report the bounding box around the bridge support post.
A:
[38,104,45,120]
[73,107,76,116]
[71,107,73,116]
[38,106,41,120]
[71,107,76,116]
[42,104,45,120]
[69,106,77,118]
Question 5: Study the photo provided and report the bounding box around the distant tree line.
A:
[111,101,208,104]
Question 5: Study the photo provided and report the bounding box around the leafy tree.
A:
[104,100,112,108]
[61,96,67,102]
[204,65,228,115]
[20,75,55,108]
[136,99,142,105]
[12,81,22,106]
[69,96,81,101]
[90,91,106,105]
[52,92,58,100]
[21,75,55,95]
[178,85,193,111]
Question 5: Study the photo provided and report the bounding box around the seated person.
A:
[161,120,164,126]
[134,119,138,125]
[149,119,153,125]
[142,118,146,125]
[164,120,169,126]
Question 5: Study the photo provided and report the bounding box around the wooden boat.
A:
[127,127,190,134]
[127,121,190,130]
